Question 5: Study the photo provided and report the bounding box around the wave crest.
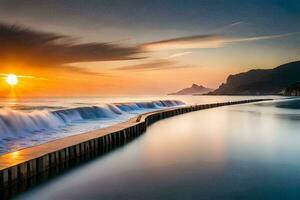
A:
[0,100,184,137]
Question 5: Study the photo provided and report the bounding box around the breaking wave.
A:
[0,100,184,138]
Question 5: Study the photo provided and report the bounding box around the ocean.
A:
[0,96,186,155]
[14,95,300,200]
[0,95,278,155]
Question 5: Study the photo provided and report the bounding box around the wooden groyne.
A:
[0,99,271,198]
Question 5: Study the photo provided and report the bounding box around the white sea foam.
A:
[0,100,184,154]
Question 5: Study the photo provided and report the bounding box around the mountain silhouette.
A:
[209,61,300,95]
[169,84,213,95]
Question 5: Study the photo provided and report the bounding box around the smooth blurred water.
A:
[0,96,187,155]
[14,96,300,200]
[0,95,274,155]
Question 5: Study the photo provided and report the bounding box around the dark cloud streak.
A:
[0,23,142,75]
[115,60,193,71]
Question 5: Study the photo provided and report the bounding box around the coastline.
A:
[0,99,271,198]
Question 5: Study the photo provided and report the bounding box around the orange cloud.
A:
[114,60,194,71]
[141,33,299,51]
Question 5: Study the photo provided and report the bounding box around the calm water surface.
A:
[0,95,269,154]
[15,96,300,200]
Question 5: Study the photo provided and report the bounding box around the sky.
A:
[0,0,299,96]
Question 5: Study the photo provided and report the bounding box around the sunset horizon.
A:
[0,1,300,200]
[0,0,299,96]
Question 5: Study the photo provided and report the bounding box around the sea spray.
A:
[0,100,185,154]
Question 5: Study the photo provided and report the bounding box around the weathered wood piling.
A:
[0,99,271,198]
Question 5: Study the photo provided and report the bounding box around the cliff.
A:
[209,61,300,95]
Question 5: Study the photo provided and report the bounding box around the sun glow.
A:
[6,74,19,86]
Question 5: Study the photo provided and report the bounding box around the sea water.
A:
[0,96,280,154]
[14,96,300,200]
[0,96,187,155]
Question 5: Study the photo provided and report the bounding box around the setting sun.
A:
[6,74,19,86]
